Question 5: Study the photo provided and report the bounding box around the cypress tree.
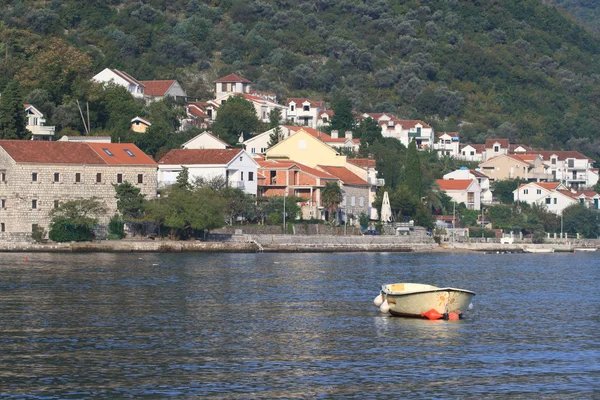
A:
[0,80,27,139]
[405,139,422,198]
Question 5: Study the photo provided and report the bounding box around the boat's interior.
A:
[384,283,439,294]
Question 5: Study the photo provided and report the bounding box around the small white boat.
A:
[523,247,555,253]
[574,247,597,252]
[374,283,475,319]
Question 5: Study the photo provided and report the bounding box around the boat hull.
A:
[381,283,475,318]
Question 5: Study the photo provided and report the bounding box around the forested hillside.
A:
[546,0,600,33]
[1,0,600,160]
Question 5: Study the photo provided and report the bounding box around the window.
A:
[290,105,295,112]
[221,83,227,91]
[96,173,102,183]
[138,174,143,184]
[102,148,114,156]
[351,196,356,206]
[551,158,557,165]
[0,223,4,232]
[239,156,243,161]
[240,171,244,181]
[470,151,474,156]
[54,200,59,209]
[567,159,574,168]
[262,111,266,119]
[546,198,551,205]
[322,117,328,123]
[260,148,266,153]
[416,127,421,135]
[468,192,475,203]
[537,189,541,194]
[494,146,499,152]
[249,172,254,181]
[124,149,135,157]
[303,105,310,111]
[32,199,37,209]
[579,198,585,204]
[117,174,123,184]
[75,173,81,183]
[359,197,364,207]
[524,189,528,195]
[1,172,5,182]
[31,172,38,182]
[553,198,557,204]
[251,148,256,154]
[1,199,5,209]
[54,172,60,182]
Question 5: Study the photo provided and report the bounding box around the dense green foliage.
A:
[0,80,27,139]
[1,1,600,159]
[48,198,106,242]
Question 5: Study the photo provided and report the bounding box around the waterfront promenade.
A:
[0,234,596,253]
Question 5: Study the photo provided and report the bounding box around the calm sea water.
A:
[0,251,598,398]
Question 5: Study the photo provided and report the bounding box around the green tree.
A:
[404,139,422,198]
[357,117,382,154]
[114,182,146,220]
[263,195,303,225]
[267,107,283,147]
[0,80,27,139]
[48,198,107,242]
[175,167,192,191]
[108,213,126,239]
[211,95,262,144]
[321,181,343,222]
[563,204,600,239]
[144,186,225,239]
[494,179,527,204]
[329,96,354,134]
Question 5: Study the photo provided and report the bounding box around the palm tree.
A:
[321,182,343,222]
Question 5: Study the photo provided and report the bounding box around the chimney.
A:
[331,130,338,139]
[345,131,353,140]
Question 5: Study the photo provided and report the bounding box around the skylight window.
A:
[124,149,135,157]
[103,148,114,156]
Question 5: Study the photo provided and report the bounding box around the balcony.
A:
[228,181,245,190]
[368,177,385,186]
[28,125,55,139]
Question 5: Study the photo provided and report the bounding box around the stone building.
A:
[0,140,157,234]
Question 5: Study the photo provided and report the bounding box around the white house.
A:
[92,68,145,99]
[434,132,460,157]
[285,98,327,128]
[513,181,600,214]
[157,148,259,195]
[139,80,187,102]
[458,144,486,162]
[437,179,482,210]
[214,73,252,98]
[24,104,55,141]
[357,114,434,149]
[443,168,492,204]
[526,151,598,188]
[181,132,231,150]
[215,92,286,123]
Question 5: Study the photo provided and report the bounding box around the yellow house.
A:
[479,154,548,182]
[265,129,347,168]
[131,116,151,133]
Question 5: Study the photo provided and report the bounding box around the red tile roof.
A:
[0,140,155,165]
[317,166,368,186]
[461,143,485,152]
[286,98,326,108]
[436,179,473,191]
[258,159,337,180]
[348,158,376,168]
[87,143,157,165]
[525,151,593,162]
[187,105,209,119]
[139,80,176,96]
[282,126,351,144]
[215,73,251,83]
[469,169,488,178]
[485,138,509,148]
[158,149,243,165]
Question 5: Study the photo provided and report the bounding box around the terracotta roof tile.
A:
[139,80,175,96]
[525,151,593,162]
[348,158,376,168]
[286,98,326,108]
[158,149,243,165]
[436,179,473,191]
[317,166,368,186]
[0,140,155,165]
[215,73,251,83]
[485,138,509,148]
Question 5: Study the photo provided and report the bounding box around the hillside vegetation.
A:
[1,0,600,159]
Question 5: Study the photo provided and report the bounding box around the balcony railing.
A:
[228,181,245,189]
[28,125,55,137]
[368,178,385,186]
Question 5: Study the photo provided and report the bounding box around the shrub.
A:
[108,214,125,239]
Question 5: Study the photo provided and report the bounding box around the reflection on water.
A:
[0,252,598,398]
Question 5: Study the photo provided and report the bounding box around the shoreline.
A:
[0,237,592,254]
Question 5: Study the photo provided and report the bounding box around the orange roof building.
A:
[0,140,158,233]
